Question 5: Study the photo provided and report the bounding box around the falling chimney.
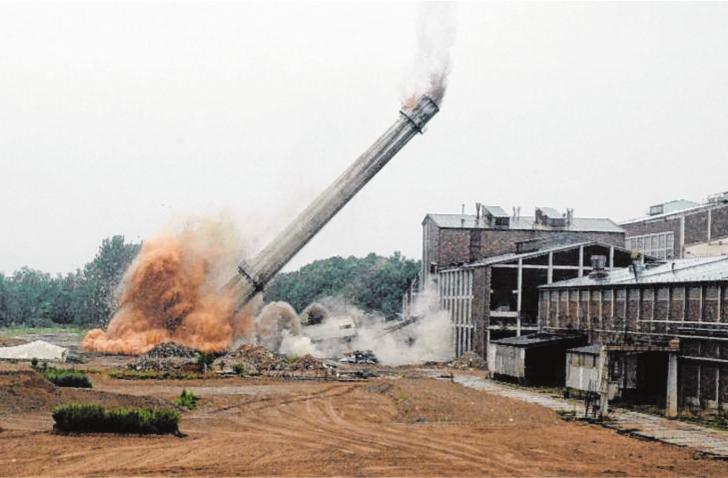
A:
[226,95,440,313]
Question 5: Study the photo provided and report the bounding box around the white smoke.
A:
[290,283,453,365]
[403,2,457,105]
[278,330,317,357]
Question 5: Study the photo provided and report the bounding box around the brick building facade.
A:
[622,193,728,260]
[422,205,626,284]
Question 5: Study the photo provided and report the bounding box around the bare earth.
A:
[2,367,728,477]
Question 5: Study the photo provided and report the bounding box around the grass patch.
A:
[108,369,200,380]
[52,403,180,435]
[174,389,199,410]
[0,325,88,337]
[35,363,92,388]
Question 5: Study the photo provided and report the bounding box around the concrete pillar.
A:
[609,246,615,270]
[516,258,523,336]
[598,346,610,419]
[666,352,678,418]
[547,252,554,284]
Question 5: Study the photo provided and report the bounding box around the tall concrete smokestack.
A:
[227,96,440,312]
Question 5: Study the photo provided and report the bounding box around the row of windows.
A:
[626,231,675,260]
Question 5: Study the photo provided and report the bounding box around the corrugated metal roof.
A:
[426,214,623,233]
[568,344,601,355]
[441,239,631,271]
[541,256,728,289]
[492,333,583,347]
[620,200,719,225]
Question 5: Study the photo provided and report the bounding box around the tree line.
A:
[264,252,421,319]
[0,240,420,328]
[0,236,140,328]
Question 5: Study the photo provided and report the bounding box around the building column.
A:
[666,352,678,418]
[516,258,523,336]
[609,246,615,270]
[547,252,554,284]
[598,346,610,418]
[578,245,585,277]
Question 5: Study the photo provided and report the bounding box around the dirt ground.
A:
[2,366,728,477]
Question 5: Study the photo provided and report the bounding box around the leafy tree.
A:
[265,252,420,319]
[0,236,140,328]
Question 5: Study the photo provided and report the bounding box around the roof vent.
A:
[588,255,608,279]
[535,207,566,228]
[482,205,510,228]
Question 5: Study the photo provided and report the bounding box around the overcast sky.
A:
[1,2,728,275]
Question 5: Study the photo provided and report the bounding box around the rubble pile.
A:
[129,342,200,373]
[286,354,329,373]
[448,351,486,369]
[217,344,331,377]
[144,342,199,359]
[220,344,288,375]
[340,350,378,364]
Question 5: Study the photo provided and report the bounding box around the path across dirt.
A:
[2,371,728,476]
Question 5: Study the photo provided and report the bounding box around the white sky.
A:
[1,2,728,275]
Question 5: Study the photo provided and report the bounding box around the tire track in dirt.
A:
[241,383,521,475]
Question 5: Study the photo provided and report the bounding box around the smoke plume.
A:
[404,3,457,106]
[82,218,258,355]
[290,284,453,365]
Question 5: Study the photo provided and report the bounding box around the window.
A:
[649,204,664,216]
[626,231,674,260]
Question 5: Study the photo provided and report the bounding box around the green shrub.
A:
[42,368,92,388]
[232,363,248,377]
[52,403,180,435]
[174,389,199,410]
[195,352,216,372]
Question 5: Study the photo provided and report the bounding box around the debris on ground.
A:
[286,354,329,373]
[216,344,332,378]
[143,342,199,359]
[339,350,378,364]
[128,342,201,373]
[218,344,287,375]
[448,351,487,369]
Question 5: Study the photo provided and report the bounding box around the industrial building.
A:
[421,204,626,285]
[408,205,629,358]
[622,192,728,260]
[529,256,728,416]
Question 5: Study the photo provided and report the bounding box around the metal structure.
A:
[227,96,440,312]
